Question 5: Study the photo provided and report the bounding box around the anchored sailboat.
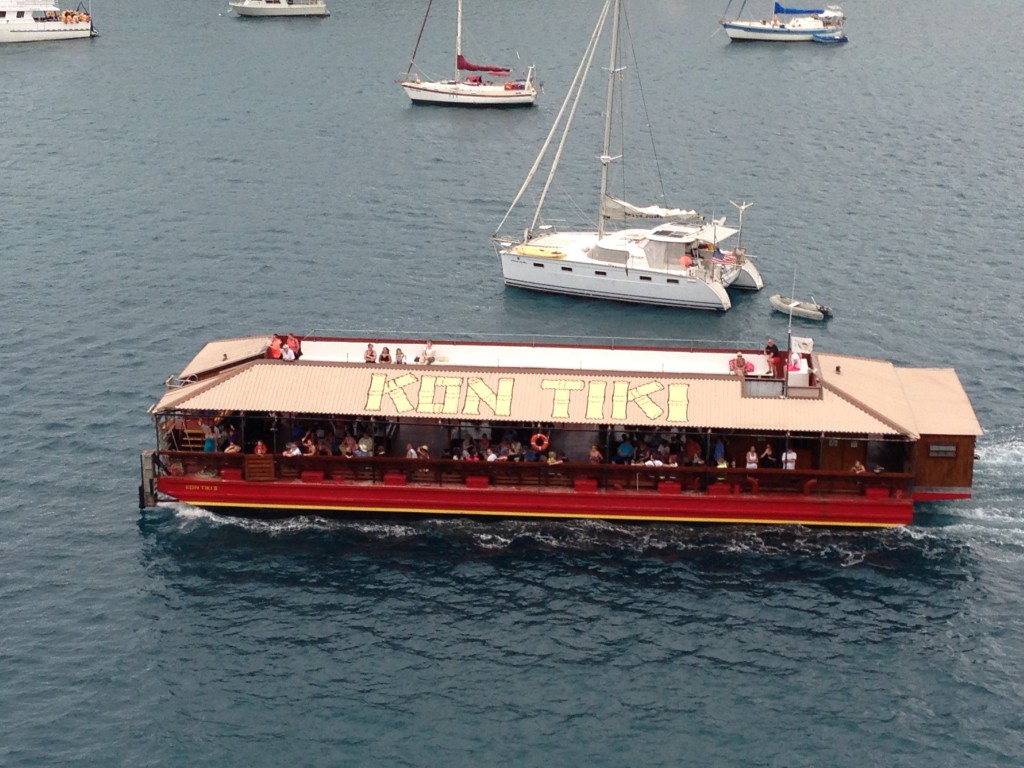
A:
[492,0,761,310]
[399,0,537,107]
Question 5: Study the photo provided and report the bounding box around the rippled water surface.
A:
[2,0,1023,765]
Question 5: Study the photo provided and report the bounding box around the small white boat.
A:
[811,30,848,43]
[721,2,845,43]
[770,294,833,321]
[229,0,329,18]
[0,0,96,43]
[399,0,536,107]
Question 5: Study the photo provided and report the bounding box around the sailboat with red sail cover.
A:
[399,0,537,106]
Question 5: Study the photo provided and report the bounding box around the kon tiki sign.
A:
[364,372,690,424]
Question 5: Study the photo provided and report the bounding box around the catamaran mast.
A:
[455,0,463,81]
[597,0,622,238]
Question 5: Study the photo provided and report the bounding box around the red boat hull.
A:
[156,476,914,527]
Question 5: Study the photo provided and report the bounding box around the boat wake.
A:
[145,500,972,572]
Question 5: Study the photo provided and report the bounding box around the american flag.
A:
[712,249,737,264]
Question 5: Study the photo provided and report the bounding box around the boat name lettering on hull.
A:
[364,373,689,423]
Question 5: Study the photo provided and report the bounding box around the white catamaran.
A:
[492,0,762,311]
[399,0,536,107]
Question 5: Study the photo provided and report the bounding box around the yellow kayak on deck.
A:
[513,245,567,259]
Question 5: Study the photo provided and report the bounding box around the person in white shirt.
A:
[419,341,436,365]
[783,447,797,470]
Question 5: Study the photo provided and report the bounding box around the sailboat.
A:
[491,0,762,311]
[399,0,537,107]
[720,2,846,42]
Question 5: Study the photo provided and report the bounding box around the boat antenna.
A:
[787,269,797,332]
[729,200,752,250]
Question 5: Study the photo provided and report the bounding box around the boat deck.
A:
[300,339,777,377]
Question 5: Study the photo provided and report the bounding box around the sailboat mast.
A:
[597,0,621,238]
[455,0,463,81]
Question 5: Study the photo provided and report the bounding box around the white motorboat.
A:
[229,0,329,18]
[770,293,833,321]
[492,0,761,311]
[399,0,536,107]
[0,0,95,43]
[721,2,845,42]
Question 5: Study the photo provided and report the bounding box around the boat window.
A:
[532,262,545,268]
[0,12,6,17]
[595,271,607,276]
[18,10,26,17]
[639,276,651,282]
[667,278,679,284]
[591,245,629,264]
[561,266,572,272]
[928,443,957,458]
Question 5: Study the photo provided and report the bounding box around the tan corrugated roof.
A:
[894,368,983,436]
[815,353,982,438]
[179,336,270,379]
[152,360,901,434]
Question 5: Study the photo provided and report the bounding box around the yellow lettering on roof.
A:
[416,376,463,415]
[667,383,689,423]
[464,377,514,416]
[365,372,418,413]
[586,381,607,420]
[363,371,690,424]
[541,379,585,419]
[611,380,665,421]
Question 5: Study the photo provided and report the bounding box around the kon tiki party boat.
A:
[139,332,981,528]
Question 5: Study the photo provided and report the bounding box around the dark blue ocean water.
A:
[2,0,1024,765]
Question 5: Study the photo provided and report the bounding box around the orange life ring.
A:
[530,433,549,452]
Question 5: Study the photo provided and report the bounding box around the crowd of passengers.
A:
[263,333,441,366]
[167,414,804,471]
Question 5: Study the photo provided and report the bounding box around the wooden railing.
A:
[155,451,915,499]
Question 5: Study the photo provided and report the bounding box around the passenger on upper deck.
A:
[268,337,282,359]
[732,352,747,377]
[364,343,377,364]
[419,341,436,365]
[395,348,407,364]
[287,333,302,360]
[281,344,296,361]
[378,347,392,364]
[765,337,784,378]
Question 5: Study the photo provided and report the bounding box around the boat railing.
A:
[154,451,915,499]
